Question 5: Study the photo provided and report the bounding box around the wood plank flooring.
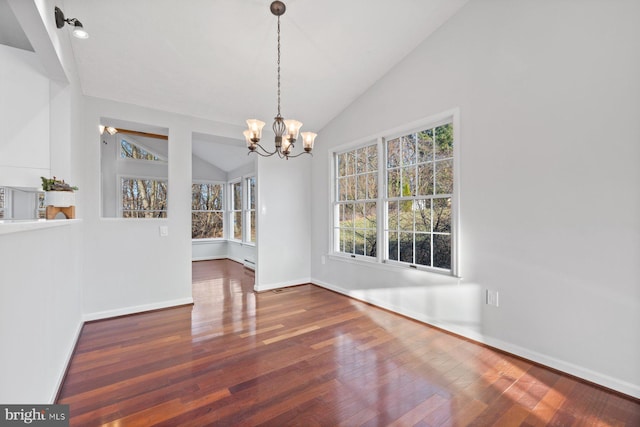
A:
[58,259,640,426]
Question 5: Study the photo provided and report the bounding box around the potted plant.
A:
[41,176,78,208]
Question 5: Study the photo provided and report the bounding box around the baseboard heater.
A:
[243,258,256,270]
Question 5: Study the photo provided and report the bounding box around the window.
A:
[245,176,256,243]
[0,187,6,219]
[36,192,45,219]
[334,144,378,258]
[192,182,224,239]
[100,121,169,219]
[230,181,242,240]
[120,139,163,161]
[120,177,167,218]
[385,123,453,270]
[0,188,44,220]
[332,115,457,275]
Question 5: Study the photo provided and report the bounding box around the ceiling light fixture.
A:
[99,125,118,135]
[243,1,317,160]
[54,6,89,39]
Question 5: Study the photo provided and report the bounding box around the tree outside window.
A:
[120,139,163,161]
[334,143,378,258]
[118,139,168,218]
[192,183,224,239]
[0,187,5,219]
[121,177,167,218]
[231,181,242,240]
[386,123,453,269]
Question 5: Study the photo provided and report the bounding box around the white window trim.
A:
[328,108,461,278]
[229,179,242,242]
[243,175,256,245]
[331,141,379,261]
[191,180,225,241]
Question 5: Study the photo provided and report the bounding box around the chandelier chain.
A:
[277,15,281,117]
[244,2,316,160]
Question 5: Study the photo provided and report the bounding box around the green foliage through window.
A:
[386,123,453,270]
[335,143,378,258]
[333,120,455,273]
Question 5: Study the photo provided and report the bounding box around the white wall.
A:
[82,96,245,319]
[0,223,83,403]
[256,155,311,291]
[192,239,227,261]
[311,0,640,397]
[0,0,84,403]
[0,45,50,187]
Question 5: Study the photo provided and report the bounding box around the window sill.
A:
[192,238,226,245]
[228,240,256,247]
[327,252,461,279]
[191,239,256,247]
[0,219,82,235]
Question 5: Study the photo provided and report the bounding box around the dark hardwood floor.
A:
[58,259,640,426]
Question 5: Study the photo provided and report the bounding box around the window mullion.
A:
[377,137,385,263]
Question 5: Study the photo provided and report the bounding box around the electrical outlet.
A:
[321,255,326,265]
[159,226,169,237]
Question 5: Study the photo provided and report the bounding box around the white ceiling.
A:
[48,0,469,171]
[64,0,469,135]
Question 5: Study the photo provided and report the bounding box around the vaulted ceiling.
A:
[63,0,468,133]
[3,0,469,171]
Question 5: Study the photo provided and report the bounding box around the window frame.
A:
[332,142,380,261]
[191,180,225,240]
[244,175,256,245]
[229,179,243,242]
[329,109,460,277]
[0,187,8,219]
[0,188,45,220]
[117,174,168,219]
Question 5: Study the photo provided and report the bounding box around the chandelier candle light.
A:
[244,1,317,159]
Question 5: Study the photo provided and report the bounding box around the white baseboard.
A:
[311,277,640,399]
[192,255,226,261]
[479,335,640,399]
[50,318,84,404]
[254,277,311,292]
[82,297,194,322]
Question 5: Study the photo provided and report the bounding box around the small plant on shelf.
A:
[41,176,78,192]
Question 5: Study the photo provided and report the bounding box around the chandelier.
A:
[243,1,317,159]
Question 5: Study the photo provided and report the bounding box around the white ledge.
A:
[0,219,81,235]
